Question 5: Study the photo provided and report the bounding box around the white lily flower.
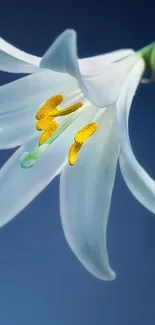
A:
[0,29,152,281]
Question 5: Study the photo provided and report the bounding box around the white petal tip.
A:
[83,263,116,281]
[40,29,77,73]
[61,29,76,37]
[104,271,116,281]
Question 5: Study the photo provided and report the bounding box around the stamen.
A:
[35,94,63,120]
[68,122,98,166]
[36,115,54,131]
[49,102,83,117]
[39,120,58,146]
[20,108,85,168]
[74,122,98,144]
[20,98,91,169]
[68,142,83,166]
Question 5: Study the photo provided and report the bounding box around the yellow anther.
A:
[68,142,83,166]
[74,122,98,144]
[39,120,58,146]
[50,102,83,117]
[68,122,98,166]
[35,115,54,131]
[35,94,63,120]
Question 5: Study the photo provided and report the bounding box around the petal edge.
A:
[60,106,120,280]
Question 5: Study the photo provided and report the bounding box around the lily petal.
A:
[78,50,135,75]
[60,106,120,280]
[40,29,137,107]
[0,103,97,227]
[116,58,155,214]
[0,70,78,148]
[0,37,41,73]
[0,119,37,149]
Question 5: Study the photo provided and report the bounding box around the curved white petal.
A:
[0,37,41,73]
[60,106,120,280]
[0,119,37,149]
[0,104,97,227]
[78,50,134,75]
[0,70,79,148]
[116,58,155,214]
[0,70,77,115]
[40,29,137,107]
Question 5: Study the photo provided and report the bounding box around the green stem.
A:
[138,42,155,71]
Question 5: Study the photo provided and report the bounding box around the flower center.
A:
[35,94,83,146]
[20,93,98,168]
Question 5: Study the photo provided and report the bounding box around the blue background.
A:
[0,1,155,324]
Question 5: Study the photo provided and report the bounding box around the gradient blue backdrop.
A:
[0,1,155,324]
